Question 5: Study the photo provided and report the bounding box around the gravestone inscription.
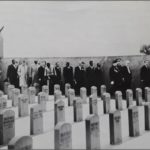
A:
[55,122,72,150]
[85,114,100,150]
[109,110,122,145]
[73,98,83,122]
[30,105,43,135]
[128,106,140,137]
[0,110,15,145]
[55,99,65,125]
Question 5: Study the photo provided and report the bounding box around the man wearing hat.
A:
[109,58,124,96]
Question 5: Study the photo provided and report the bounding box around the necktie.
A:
[127,66,130,74]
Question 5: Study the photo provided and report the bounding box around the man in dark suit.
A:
[74,61,86,95]
[140,60,150,98]
[63,62,74,87]
[7,59,19,88]
[140,60,150,87]
[122,60,132,89]
[95,63,103,96]
[38,61,46,91]
[86,60,95,95]
[109,58,124,96]
[122,60,132,98]
[54,62,61,85]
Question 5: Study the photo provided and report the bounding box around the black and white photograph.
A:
[0,0,150,149]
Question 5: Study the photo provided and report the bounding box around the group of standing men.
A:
[30,60,104,95]
[109,58,132,97]
[6,59,104,95]
[109,58,150,98]
[6,58,150,97]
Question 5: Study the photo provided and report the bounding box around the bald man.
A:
[122,60,132,97]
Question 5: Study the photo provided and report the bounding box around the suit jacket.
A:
[55,67,61,82]
[63,66,73,83]
[7,64,18,86]
[140,65,150,83]
[74,66,86,85]
[38,66,45,82]
[109,65,123,86]
[95,67,103,85]
[86,66,95,83]
[122,66,132,83]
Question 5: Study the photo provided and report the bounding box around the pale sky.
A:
[0,1,149,58]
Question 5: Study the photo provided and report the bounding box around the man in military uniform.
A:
[109,58,124,96]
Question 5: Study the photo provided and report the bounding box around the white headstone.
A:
[68,89,75,106]
[4,82,10,95]
[8,136,33,150]
[8,85,15,100]
[54,90,62,102]
[136,88,143,106]
[28,87,36,104]
[89,95,98,115]
[30,105,43,135]
[55,99,65,125]
[101,85,106,97]
[42,85,49,101]
[38,92,47,112]
[21,85,28,95]
[18,94,29,117]
[109,110,122,145]
[128,106,140,137]
[54,84,60,92]
[0,110,15,145]
[126,89,133,108]
[12,88,20,107]
[55,122,72,149]
[91,86,97,97]
[102,93,111,114]
[65,83,71,97]
[115,91,123,110]
[85,114,100,150]
[0,97,7,109]
[145,87,150,102]
[73,98,83,122]
[80,87,87,103]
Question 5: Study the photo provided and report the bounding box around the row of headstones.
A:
[0,83,53,114]
[0,102,46,146]
[4,81,106,100]
[0,84,55,145]
[54,102,150,150]
[2,86,150,149]
[53,86,150,149]
[1,83,150,126]
[0,84,115,147]
[54,87,147,124]
[0,85,104,147]
[4,102,150,150]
